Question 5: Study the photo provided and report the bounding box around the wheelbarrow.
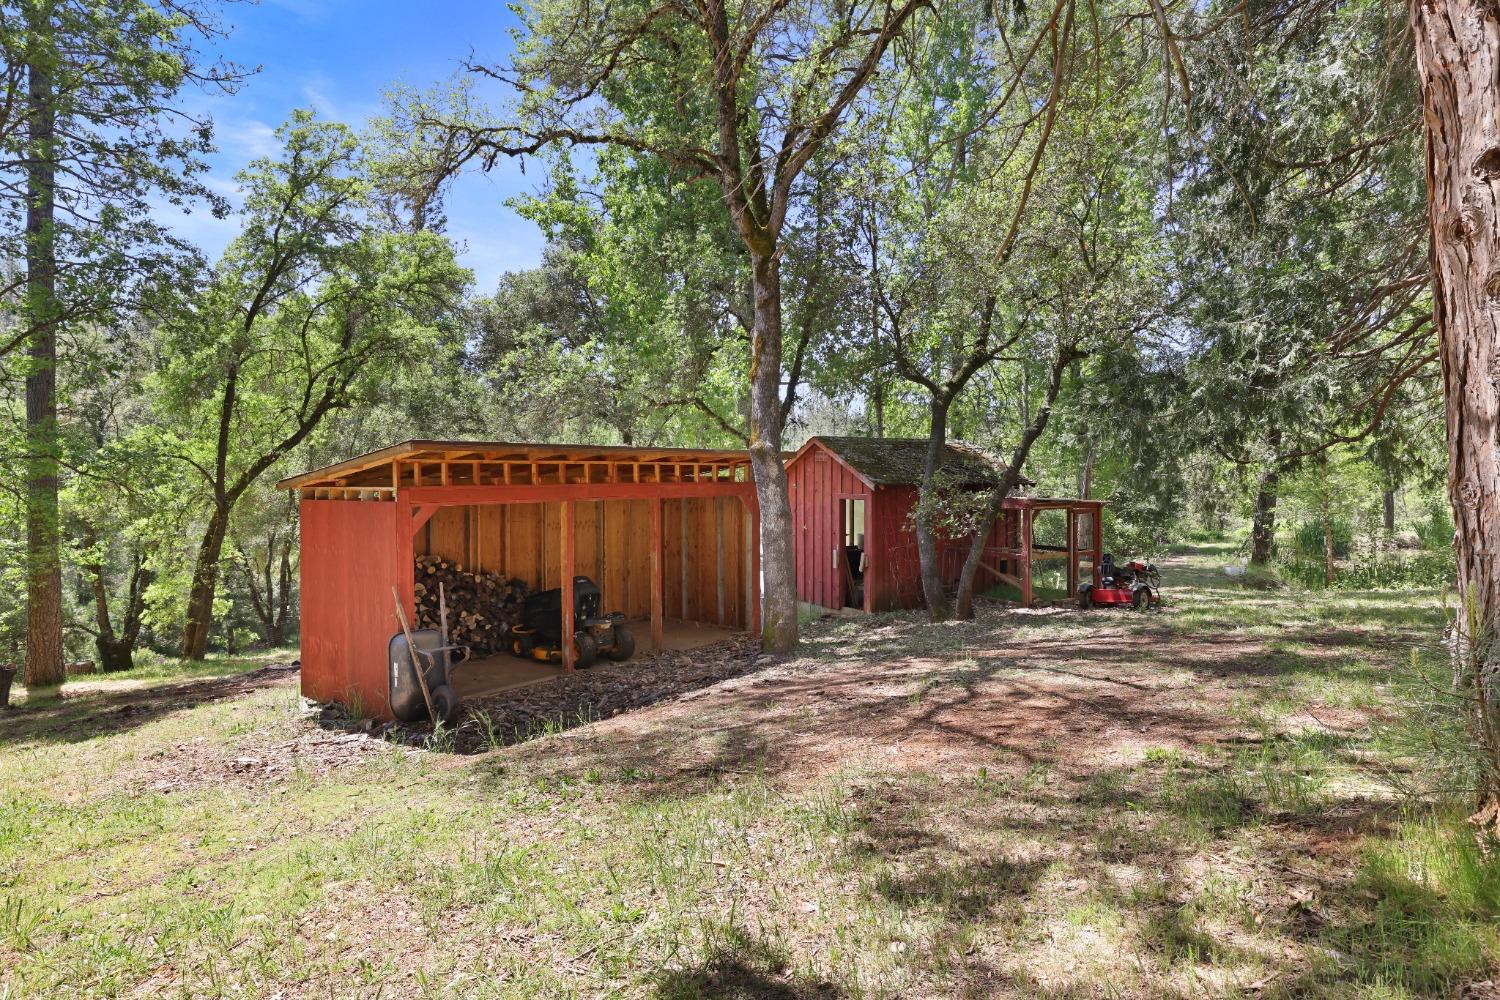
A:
[388,629,470,724]
[389,584,471,724]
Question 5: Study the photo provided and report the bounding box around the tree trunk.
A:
[23,23,64,689]
[916,399,952,621]
[1412,0,1500,827]
[954,349,1071,619]
[96,637,135,673]
[275,538,293,644]
[1383,488,1397,535]
[953,491,1001,620]
[1250,467,1280,565]
[88,558,130,672]
[1321,457,1335,587]
[182,503,231,660]
[747,251,797,652]
[1077,441,1096,500]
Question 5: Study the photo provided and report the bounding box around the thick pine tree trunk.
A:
[23,31,64,689]
[1321,458,1335,587]
[1410,0,1500,826]
[182,505,230,660]
[1250,468,1280,565]
[1383,488,1397,535]
[747,252,798,652]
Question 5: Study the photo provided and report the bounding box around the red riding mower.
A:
[1078,553,1162,611]
[509,576,636,667]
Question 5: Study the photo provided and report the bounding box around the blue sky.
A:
[172,0,545,291]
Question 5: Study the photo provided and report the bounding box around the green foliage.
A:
[1278,551,1455,592]
[1417,506,1455,552]
[1291,519,1353,559]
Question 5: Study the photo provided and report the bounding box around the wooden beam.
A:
[562,499,575,671]
[1020,507,1034,607]
[1092,508,1103,587]
[650,499,664,652]
[402,481,757,506]
[410,504,438,536]
[1066,510,1078,598]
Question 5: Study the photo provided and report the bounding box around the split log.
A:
[412,555,530,654]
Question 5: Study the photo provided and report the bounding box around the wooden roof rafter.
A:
[278,439,755,493]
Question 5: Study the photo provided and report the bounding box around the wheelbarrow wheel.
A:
[430,684,459,724]
[574,633,599,668]
[604,625,635,661]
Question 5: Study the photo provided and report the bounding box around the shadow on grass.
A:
[0,661,298,747]
[650,923,843,999]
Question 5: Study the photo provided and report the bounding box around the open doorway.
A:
[840,497,866,609]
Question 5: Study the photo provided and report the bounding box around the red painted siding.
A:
[299,499,403,717]
[786,441,870,610]
[786,449,1023,612]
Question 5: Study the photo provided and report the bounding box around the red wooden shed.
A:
[785,436,1104,612]
[278,440,759,719]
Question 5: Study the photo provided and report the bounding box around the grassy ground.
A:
[2,546,1494,998]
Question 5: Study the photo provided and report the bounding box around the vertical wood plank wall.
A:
[865,486,1015,611]
[787,442,870,611]
[786,441,1019,613]
[299,499,402,716]
[416,499,749,629]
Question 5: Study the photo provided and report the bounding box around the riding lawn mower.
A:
[509,576,636,667]
[1078,553,1161,610]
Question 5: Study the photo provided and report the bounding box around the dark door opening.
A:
[840,498,866,609]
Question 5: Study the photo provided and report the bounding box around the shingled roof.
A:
[802,436,1033,489]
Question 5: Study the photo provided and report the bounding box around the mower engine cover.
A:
[523,576,603,643]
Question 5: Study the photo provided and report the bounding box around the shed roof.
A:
[277,439,751,491]
[797,436,1033,489]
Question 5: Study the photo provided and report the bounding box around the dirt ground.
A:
[4,547,1483,999]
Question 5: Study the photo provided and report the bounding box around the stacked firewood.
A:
[412,555,531,653]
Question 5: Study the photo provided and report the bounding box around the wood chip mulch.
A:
[378,634,768,754]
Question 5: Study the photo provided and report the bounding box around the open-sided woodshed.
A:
[785,436,1104,612]
[278,440,759,719]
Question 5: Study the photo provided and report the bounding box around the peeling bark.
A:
[1411,0,1500,822]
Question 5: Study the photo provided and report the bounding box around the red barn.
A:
[785,436,1103,612]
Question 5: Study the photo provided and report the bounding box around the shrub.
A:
[1416,508,1455,552]
[1277,550,1456,591]
[1292,518,1353,559]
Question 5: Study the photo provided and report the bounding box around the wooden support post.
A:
[1020,507,1034,607]
[1066,510,1078,597]
[651,499,664,652]
[562,499,575,671]
[1092,508,1103,587]
[394,492,416,626]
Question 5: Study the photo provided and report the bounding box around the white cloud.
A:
[215,115,280,160]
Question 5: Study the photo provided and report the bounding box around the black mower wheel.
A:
[1077,584,1094,610]
[430,684,459,724]
[605,625,636,661]
[574,632,599,668]
[1131,587,1151,611]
